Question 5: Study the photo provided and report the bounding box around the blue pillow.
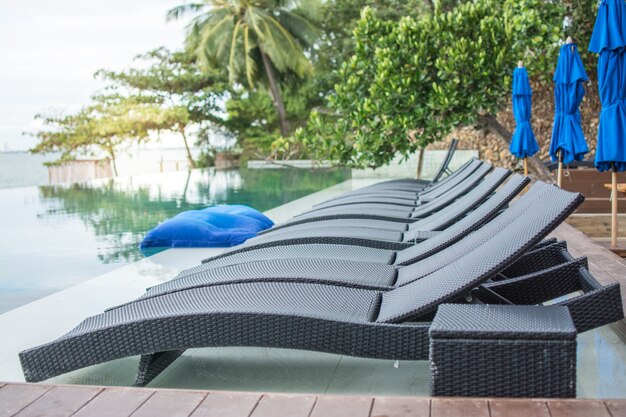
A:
[140,205,273,249]
[202,205,274,228]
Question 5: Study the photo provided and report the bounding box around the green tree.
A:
[295,0,564,177]
[97,48,228,168]
[30,94,164,175]
[237,0,431,159]
[167,0,322,137]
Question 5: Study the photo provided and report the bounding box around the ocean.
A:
[0,148,197,189]
[0,152,57,189]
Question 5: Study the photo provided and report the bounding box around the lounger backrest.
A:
[340,157,477,197]
[397,180,544,279]
[418,159,485,200]
[408,163,492,218]
[396,174,530,265]
[431,138,458,183]
[403,168,512,240]
[376,183,583,323]
[293,162,489,219]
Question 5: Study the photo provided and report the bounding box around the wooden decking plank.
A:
[605,400,626,417]
[431,398,489,417]
[488,399,550,417]
[14,386,102,417]
[547,400,611,417]
[130,390,207,417]
[370,397,430,417]
[71,387,154,417]
[250,394,316,417]
[0,384,51,417]
[309,395,372,417]
[190,392,260,417]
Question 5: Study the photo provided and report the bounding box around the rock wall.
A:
[429,75,601,170]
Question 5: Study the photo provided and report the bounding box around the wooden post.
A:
[557,151,563,187]
[523,157,528,176]
[612,165,618,248]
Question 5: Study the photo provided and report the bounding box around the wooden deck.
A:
[0,383,625,417]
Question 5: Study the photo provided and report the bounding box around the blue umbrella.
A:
[510,64,539,175]
[589,0,626,248]
[549,40,589,187]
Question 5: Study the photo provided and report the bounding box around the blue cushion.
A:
[202,205,274,228]
[140,205,273,249]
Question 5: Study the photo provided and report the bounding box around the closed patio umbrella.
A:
[510,63,539,176]
[589,0,626,248]
[550,38,589,187]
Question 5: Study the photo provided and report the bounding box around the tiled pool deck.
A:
[0,178,625,405]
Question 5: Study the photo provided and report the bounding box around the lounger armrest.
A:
[478,256,624,333]
[499,241,570,278]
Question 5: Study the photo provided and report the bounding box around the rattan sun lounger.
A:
[19,181,593,386]
[320,156,476,203]
[255,164,493,238]
[326,151,469,202]
[259,168,514,237]
[205,172,525,263]
[346,138,458,191]
[306,160,488,211]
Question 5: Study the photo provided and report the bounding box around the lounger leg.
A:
[134,350,186,387]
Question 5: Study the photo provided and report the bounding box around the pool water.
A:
[0,167,350,313]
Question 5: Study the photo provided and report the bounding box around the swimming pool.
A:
[0,167,350,313]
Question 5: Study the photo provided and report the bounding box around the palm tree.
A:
[167,0,321,137]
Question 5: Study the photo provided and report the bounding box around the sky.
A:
[0,0,188,151]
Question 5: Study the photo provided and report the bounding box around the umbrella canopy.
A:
[549,43,589,165]
[589,0,626,172]
[509,67,540,159]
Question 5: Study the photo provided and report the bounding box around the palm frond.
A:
[166,2,207,21]
[228,19,243,85]
[277,10,321,47]
[243,25,257,89]
[291,0,322,23]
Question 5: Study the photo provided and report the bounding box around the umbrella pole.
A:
[612,164,618,248]
[557,151,563,187]
[523,157,528,176]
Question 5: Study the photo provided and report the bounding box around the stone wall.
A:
[429,75,601,170]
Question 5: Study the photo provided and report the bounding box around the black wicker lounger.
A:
[323,149,468,203]
[304,160,489,212]
[339,138,459,192]
[317,157,478,205]
[203,173,526,264]
[259,168,513,237]
[19,182,594,386]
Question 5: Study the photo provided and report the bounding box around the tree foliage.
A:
[96,48,228,167]
[293,0,565,168]
[168,0,322,136]
[30,94,170,175]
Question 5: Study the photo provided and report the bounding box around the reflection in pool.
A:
[0,168,350,313]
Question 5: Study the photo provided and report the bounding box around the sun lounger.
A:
[306,159,487,211]
[348,138,458,191]
[260,168,514,237]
